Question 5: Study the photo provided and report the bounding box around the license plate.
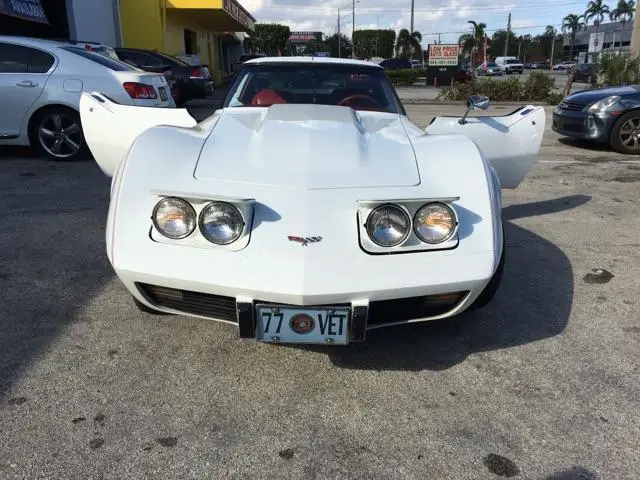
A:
[158,86,168,101]
[256,305,350,345]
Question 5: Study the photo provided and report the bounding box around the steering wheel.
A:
[337,94,382,110]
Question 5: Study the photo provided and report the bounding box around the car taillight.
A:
[123,82,157,99]
[190,67,208,78]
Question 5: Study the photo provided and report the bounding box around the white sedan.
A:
[80,57,545,345]
[0,35,174,162]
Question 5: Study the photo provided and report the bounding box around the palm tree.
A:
[458,21,487,65]
[584,0,611,61]
[610,0,635,49]
[562,14,586,61]
[395,29,423,59]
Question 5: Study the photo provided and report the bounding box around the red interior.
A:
[250,89,288,106]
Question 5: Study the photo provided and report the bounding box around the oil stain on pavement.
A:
[483,453,520,477]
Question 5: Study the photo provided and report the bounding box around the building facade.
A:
[118,0,255,83]
[0,0,256,83]
[562,21,632,62]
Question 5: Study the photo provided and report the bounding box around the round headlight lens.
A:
[413,203,457,244]
[152,197,196,239]
[366,204,411,247]
[199,202,245,245]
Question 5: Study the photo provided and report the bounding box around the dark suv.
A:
[112,48,214,106]
[379,58,412,70]
[572,63,598,84]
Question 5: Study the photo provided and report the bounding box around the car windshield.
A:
[505,59,520,64]
[223,63,402,113]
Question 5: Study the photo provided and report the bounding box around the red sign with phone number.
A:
[428,44,459,66]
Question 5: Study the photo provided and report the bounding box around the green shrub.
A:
[546,92,564,105]
[438,72,556,102]
[597,52,640,86]
[385,69,423,86]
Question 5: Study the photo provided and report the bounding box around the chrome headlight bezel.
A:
[152,197,197,240]
[365,203,412,247]
[198,201,246,245]
[357,198,460,255]
[413,202,459,244]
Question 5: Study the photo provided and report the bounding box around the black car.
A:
[572,63,598,84]
[379,58,412,70]
[552,85,640,154]
[112,48,214,106]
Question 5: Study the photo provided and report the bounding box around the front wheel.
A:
[610,110,640,155]
[28,107,89,161]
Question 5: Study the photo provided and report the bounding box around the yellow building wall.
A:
[119,0,233,83]
[163,10,222,82]
[119,0,165,51]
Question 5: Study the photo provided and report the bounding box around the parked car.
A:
[78,56,545,344]
[495,57,524,74]
[572,63,598,84]
[379,58,412,70]
[476,62,503,76]
[552,85,640,154]
[112,48,214,106]
[0,35,174,161]
[453,63,473,83]
[224,53,266,85]
[553,61,576,70]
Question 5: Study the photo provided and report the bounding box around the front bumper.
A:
[115,238,497,334]
[135,282,472,341]
[552,109,615,142]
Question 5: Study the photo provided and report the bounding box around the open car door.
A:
[425,103,546,189]
[79,92,197,177]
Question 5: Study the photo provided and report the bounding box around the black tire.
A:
[467,230,506,311]
[609,110,640,155]
[28,107,89,161]
[133,296,171,315]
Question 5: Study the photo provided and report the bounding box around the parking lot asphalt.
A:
[0,104,639,480]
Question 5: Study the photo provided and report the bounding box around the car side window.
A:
[28,48,55,73]
[0,42,29,73]
[117,50,161,67]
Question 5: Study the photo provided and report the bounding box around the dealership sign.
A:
[223,0,253,29]
[0,0,48,24]
[289,31,321,43]
[427,44,459,66]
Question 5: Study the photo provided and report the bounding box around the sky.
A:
[239,0,594,45]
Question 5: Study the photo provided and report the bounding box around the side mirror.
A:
[459,94,490,124]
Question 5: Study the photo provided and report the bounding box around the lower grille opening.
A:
[135,284,468,327]
[368,291,469,325]
[136,283,238,322]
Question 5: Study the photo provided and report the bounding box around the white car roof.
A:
[0,35,108,51]
[243,56,382,68]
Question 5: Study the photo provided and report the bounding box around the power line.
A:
[253,0,585,13]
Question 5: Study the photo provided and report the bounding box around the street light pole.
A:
[410,0,415,34]
[352,0,356,59]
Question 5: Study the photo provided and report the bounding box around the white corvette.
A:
[80,57,545,345]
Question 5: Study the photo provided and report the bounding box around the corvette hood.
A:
[193,104,420,189]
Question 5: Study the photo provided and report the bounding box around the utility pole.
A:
[517,40,521,59]
[631,0,640,57]
[352,0,356,59]
[550,35,555,68]
[438,33,441,44]
[410,0,415,34]
[337,8,341,58]
[504,12,511,56]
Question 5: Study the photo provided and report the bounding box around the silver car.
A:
[0,35,175,161]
